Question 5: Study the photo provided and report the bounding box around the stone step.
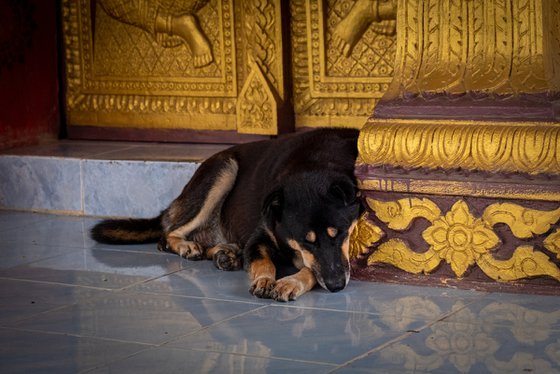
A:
[0,140,230,218]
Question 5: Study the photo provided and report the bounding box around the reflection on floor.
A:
[1,211,559,373]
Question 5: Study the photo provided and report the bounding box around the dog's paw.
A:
[214,252,242,271]
[176,241,204,260]
[271,276,306,302]
[249,277,276,299]
[211,246,242,271]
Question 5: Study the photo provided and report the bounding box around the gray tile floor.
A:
[1,210,559,373]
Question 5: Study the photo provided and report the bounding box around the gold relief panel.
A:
[387,0,560,98]
[352,197,560,283]
[290,0,397,129]
[62,0,286,134]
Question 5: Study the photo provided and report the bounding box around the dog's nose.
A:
[326,279,346,293]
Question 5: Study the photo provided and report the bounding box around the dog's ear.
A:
[263,188,284,221]
[328,178,356,206]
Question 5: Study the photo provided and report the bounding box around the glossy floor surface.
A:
[1,211,559,373]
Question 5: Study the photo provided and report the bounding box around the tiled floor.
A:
[1,211,559,373]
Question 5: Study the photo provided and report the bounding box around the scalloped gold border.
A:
[358,119,560,175]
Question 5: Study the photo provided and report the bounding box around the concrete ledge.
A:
[0,140,229,218]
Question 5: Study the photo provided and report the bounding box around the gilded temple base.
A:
[352,160,560,295]
[350,0,560,294]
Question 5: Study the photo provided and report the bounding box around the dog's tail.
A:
[90,215,162,244]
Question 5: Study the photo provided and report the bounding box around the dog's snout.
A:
[326,278,346,293]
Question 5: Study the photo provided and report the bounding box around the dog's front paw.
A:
[249,277,276,299]
[271,277,306,302]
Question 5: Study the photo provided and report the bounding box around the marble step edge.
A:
[0,153,202,218]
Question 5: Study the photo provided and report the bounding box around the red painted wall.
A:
[0,0,59,150]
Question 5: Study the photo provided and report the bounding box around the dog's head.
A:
[263,174,360,292]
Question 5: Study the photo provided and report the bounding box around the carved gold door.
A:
[61,0,397,142]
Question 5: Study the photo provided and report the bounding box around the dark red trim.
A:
[67,125,270,144]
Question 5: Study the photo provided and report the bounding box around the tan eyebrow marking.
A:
[327,227,338,238]
[305,231,316,243]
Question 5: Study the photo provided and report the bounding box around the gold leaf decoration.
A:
[367,239,441,274]
[366,198,441,230]
[386,0,559,97]
[358,120,560,175]
[236,62,278,135]
[477,246,560,282]
[483,204,560,239]
[349,213,384,259]
[544,229,560,259]
[422,201,500,277]
[364,198,560,282]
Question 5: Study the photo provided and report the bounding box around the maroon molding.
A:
[372,92,560,122]
[354,164,560,199]
[68,125,270,145]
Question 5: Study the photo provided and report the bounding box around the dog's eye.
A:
[327,227,338,238]
[305,231,316,243]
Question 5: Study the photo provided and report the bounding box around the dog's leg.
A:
[245,237,277,298]
[159,156,238,260]
[206,243,242,271]
[271,268,317,302]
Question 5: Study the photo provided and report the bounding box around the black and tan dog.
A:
[91,128,361,301]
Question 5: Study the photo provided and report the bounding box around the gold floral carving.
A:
[358,119,560,175]
[423,201,500,277]
[364,198,560,282]
[482,204,560,239]
[236,63,277,135]
[349,213,384,259]
[544,229,560,259]
[366,198,441,230]
[290,0,396,129]
[478,246,560,282]
[368,239,442,274]
[235,0,285,135]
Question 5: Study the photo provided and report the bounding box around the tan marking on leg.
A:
[272,267,317,302]
[249,245,277,298]
[166,159,238,254]
[249,246,276,281]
